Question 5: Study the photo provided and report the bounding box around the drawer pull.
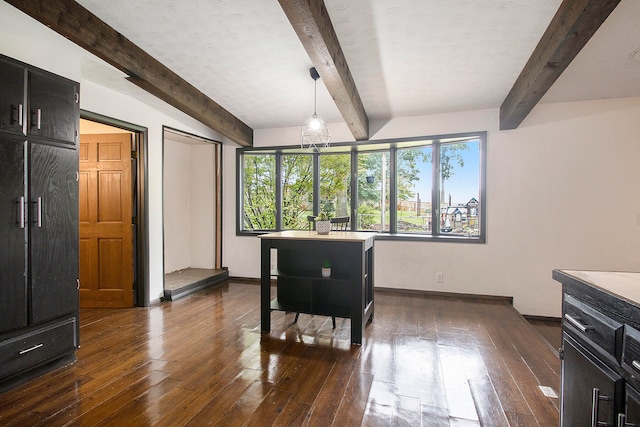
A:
[19,343,44,355]
[632,360,640,372]
[564,313,594,333]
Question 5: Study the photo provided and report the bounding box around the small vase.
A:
[316,220,331,235]
[321,267,331,278]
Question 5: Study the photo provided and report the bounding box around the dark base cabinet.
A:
[0,53,79,392]
[259,231,375,345]
[561,334,623,426]
[554,270,640,427]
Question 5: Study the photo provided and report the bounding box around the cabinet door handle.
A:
[31,108,41,129]
[18,196,25,229]
[564,313,594,332]
[11,103,23,126]
[33,197,42,228]
[617,412,640,426]
[632,360,640,372]
[19,343,43,355]
[592,388,613,427]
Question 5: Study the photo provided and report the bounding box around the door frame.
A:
[80,110,150,307]
[161,126,223,284]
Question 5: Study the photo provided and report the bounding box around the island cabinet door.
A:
[621,385,640,426]
[561,334,623,427]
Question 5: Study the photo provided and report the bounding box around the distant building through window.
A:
[238,132,486,242]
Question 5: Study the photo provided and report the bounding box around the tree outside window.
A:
[238,132,485,241]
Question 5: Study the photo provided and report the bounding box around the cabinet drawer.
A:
[623,326,640,379]
[563,294,622,359]
[0,317,77,380]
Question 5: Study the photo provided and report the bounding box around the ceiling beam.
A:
[5,0,253,147]
[500,0,621,130]
[279,0,369,141]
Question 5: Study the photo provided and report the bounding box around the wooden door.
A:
[79,133,134,308]
[30,142,79,323]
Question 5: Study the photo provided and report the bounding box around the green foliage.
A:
[282,154,313,229]
[242,154,276,230]
[317,211,331,221]
[357,204,377,229]
[241,142,470,232]
[323,259,331,268]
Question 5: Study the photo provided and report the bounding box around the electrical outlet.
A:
[437,272,444,283]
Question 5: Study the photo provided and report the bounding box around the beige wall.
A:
[223,98,640,317]
[3,2,639,316]
[163,138,216,273]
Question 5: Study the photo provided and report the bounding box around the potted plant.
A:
[321,259,331,277]
[315,211,332,235]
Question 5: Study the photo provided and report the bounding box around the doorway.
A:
[162,127,226,300]
[78,112,148,307]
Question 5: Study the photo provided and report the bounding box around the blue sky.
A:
[410,141,480,205]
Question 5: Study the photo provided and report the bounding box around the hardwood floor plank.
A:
[0,281,561,426]
[438,344,480,423]
[333,372,374,427]
[361,379,394,426]
[306,357,356,424]
[184,369,264,426]
[272,399,311,426]
[392,394,423,426]
[242,388,294,426]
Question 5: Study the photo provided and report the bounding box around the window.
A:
[357,151,390,232]
[396,145,433,233]
[282,154,313,230]
[237,132,486,242]
[240,153,276,231]
[320,153,351,220]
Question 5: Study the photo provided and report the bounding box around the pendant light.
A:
[301,67,330,150]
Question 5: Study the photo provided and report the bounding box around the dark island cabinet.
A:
[554,270,640,427]
[0,53,79,392]
[259,231,375,345]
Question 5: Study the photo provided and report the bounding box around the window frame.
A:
[237,131,486,243]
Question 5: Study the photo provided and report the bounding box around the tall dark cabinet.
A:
[0,54,79,391]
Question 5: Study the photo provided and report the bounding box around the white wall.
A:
[163,140,216,273]
[4,2,639,316]
[163,139,192,272]
[223,98,640,317]
[0,3,224,302]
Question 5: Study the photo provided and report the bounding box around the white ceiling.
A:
[74,0,640,133]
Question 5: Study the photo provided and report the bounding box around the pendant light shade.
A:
[301,67,330,150]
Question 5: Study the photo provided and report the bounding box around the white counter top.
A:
[557,270,640,307]
[258,230,375,243]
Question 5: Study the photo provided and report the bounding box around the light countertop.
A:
[258,230,376,243]
[555,270,640,307]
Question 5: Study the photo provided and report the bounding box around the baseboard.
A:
[227,277,513,303]
[163,270,229,301]
[522,314,561,324]
[374,286,514,304]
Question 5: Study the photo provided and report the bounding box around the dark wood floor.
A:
[0,281,561,426]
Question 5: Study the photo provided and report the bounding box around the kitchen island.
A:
[259,231,375,344]
[553,269,640,426]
